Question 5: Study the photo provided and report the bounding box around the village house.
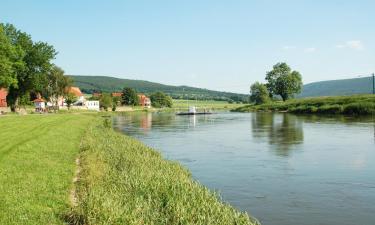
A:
[33,93,46,112]
[138,94,151,108]
[0,88,7,107]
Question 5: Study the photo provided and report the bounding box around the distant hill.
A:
[300,76,374,98]
[69,75,249,102]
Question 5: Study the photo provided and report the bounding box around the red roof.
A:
[33,98,46,103]
[67,87,83,96]
[112,92,123,97]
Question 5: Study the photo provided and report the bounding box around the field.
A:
[0,113,258,225]
[172,99,244,110]
[233,94,375,115]
[0,114,93,224]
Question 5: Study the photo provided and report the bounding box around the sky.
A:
[1,0,375,93]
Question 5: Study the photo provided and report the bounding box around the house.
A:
[92,92,102,98]
[85,100,100,111]
[0,88,7,107]
[66,87,85,105]
[34,97,46,112]
[138,94,151,108]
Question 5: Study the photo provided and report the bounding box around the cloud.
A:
[336,40,364,50]
[282,46,296,51]
[304,47,316,53]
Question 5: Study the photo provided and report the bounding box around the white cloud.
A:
[304,47,316,53]
[282,46,296,51]
[336,40,364,50]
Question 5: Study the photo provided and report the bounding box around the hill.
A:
[300,76,374,97]
[69,75,249,102]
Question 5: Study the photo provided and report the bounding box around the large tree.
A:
[265,62,303,101]
[250,82,270,105]
[122,87,139,106]
[2,23,56,111]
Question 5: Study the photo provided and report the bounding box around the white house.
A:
[85,100,100,111]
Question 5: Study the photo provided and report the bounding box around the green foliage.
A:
[265,62,303,101]
[69,75,249,102]
[69,118,259,225]
[122,87,139,106]
[233,94,375,115]
[1,23,56,111]
[44,65,71,110]
[99,93,113,111]
[150,91,173,108]
[65,93,77,109]
[250,82,270,105]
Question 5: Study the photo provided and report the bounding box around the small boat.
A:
[176,106,213,116]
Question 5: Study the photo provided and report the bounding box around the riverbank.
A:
[232,94,375,115]
[0,113,259,225]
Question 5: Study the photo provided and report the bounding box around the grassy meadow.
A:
[233,94,375,115]
[0,113,259,225]
[0,114,93,224]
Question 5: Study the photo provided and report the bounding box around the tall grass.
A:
[69,117,259,225]
[233,94,375,115]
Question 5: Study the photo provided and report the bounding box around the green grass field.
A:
[0,113,259,225]
[233,94,375,115]
[0,114,93,224]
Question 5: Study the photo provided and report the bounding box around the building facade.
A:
[0,88,7,107]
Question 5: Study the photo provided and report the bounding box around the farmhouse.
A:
[0,88,7,107]
[138,94,151,108]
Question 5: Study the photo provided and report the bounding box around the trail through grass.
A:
[0,114,93,225]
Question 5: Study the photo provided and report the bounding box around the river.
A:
[113,112,375,225]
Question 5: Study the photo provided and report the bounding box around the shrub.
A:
[317,104,343,114]
[343,102,375,115]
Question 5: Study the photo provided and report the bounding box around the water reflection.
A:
[251,113,303,156]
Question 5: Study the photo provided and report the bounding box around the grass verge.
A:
[69,117,259,225]
[0,114,93,225]
[233,94,375,115]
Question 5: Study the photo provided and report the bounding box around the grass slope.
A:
[233,94,375,115]
[69,75,249,101]
[0,114,93,225]
[70,117,259,225]
[300,76,374,97]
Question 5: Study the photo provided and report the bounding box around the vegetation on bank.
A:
[0,114,92,225]
[68,116,259,225]
[172,99,243,110]
[233,94,375,115]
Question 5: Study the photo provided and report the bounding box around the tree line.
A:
[0,23,72,112]
[92,87,173,111]
[250,63,303,104]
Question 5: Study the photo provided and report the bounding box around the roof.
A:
[67,87,83,96]
[33,98,46,103]
[112,92,123,97]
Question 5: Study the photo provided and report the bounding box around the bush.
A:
[343,102,375,115]
[317,104,343,114]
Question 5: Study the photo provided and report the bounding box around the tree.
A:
[2,23,56,111]
[65,93,77,110]
[0,25,22,89]
[122,87,139,106]
[44,65,72,112]
[265,62,303,101]
[250,82,270,105]
[150,92,173,108]
[99,93,113,111]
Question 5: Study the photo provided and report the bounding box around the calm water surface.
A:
[113,112,375,225]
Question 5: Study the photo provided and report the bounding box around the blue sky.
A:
[1,0,374,93]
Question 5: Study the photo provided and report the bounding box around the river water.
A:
[113,112,375,225]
